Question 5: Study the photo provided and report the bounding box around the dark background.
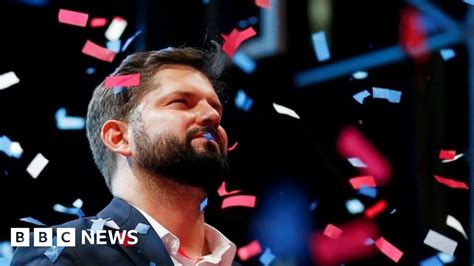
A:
[0,0,471,265]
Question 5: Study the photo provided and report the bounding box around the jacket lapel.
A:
[97,198,174,266]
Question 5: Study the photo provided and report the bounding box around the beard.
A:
[132,121,230,193]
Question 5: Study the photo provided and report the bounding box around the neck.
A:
[114,171,210,258]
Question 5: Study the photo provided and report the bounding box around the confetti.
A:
[348,157,367,168]
[255,0,270,9]
[200,198,208,211]
[105,17,128,41]
[400,7,429,63]
[44,245,64,263]
[55,107,86,130]
[259,247,275,265]
[349,175,376,190]
[58,9,88,27]
[26,153,48,179]
[20,217,46,226]
[238,240,262,261]
[122,30,143,52]
[106,40,121,53]
[233,51,257,74]
[228,141,239,152]
[345,199,365,214]
[375,237,403,263]
[90,218,107,231]
[9,142,23,159]
[353,90,371,104]
[82,40,116,62]
[0,71,20,90]
[420,256,443,266]
[105,74,140,88]
[337,126,392,185]
[221,27,257,57]
[433,175,469,190]
[323,224,343,239]
[311,31,331,62]
[372,87,402,103]
[0,136,13,157]
[439,149,456,160]
[90,17,108,28]
[364,200,387,218]
[222,195,256,208]
[217,181,241,196]
[440,49,455,61]
[272,103,300,119]
[234,89,254,111]
[423,229,457,256]
[135,223,150,235]
[53,203,84,218]
[358,187,377,198]
[446,215,468,239]
[72,199,83,208]
[437,252,455,263]
[105,220,120,230]
[309,200,319,211]
[442,153,464,163]
[352,71,368,80]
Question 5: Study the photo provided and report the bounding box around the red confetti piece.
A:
[238,240,262,261]
[228,141,239,152]
[349,175,376,190]
[82,40,116,62]
[311,219,380,265]
[105,74,141,88]
[217,181,242,197]
[90,17,108,28]
[375,237,404,263]
[58,9,89,27]
[439,149,456,160]
[221,195,256,209]
[323,224,343,239]
[434,175,469,189]
[364,200,387,218]
[221,27,257,58]
[255,0,270,9]
[337,126,391,186]
[400,7,429,64]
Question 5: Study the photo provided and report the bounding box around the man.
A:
[11,46,238,265]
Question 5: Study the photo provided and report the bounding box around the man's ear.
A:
[101,120,132,157]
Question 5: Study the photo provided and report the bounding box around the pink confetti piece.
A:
[82,40,116,62]
[337,126,391,186]
[434,175,469,190]
[58,9,89,27]
[311,219,380,265]
[217,181,242,197]
[400,7,429,64]
[323,224,343,239]
[439,149,456,160]
[228,141,239,152]
[375,237,404,263]
[238,240,262,261]
[255,0,270,9]
[364,200,387,218]
[104,74,141,88]
[221,27,257,58]
[90,17,108,28]
[349,175,376,190]
[221,195,256,209]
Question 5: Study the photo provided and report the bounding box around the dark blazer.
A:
[11,198,239,266]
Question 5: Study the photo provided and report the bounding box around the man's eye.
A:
[169,99,187,105]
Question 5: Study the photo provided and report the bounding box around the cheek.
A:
[218,126,228,149]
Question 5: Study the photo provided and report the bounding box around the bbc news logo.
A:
[11,228,138,247]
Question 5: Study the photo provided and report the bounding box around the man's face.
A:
[130,65,229,192]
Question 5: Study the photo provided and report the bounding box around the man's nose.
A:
[195,101,221,127]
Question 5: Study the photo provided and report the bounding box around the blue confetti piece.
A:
[309,200,318,211]
[353,90,370,104]
[85,67,96,75]
[387,89,402,103]
[203,132,215,141]
[113,86,126,94]
[440,49,455,61]
[122,30,143,52]
[55,108,86,130]
[234,89,254,112]
[43,245,64,263]
[372,87,389,99]
[200,198,208,212]
[135,223,150,235]
[420,255,443,266]
[232,51,257,74]
[20,217,46,226]
[437,253,455,263]
[0,136,13,157]
[358,187,378,198]
[106,40,121,53]
[464,0,474,5]
[311,31,331,62]
[345,199,365,214]
[259,247,276,265]
[150,262,157,266]
[53,204,84,218]
[0,241,14,259]
[90,218,108,231]
[352,71,368,80]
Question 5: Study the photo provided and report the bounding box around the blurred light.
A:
[345,199,365,214]
[437,252,455,263]
[234,89,254,112]
[352,71,368,79]
[12,0,49,7]
[233,51,257,74]
[440,49,455,61]
[9,142,23,159]
[85,67,96,75]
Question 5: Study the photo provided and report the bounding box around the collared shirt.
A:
[132,205,236,266]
